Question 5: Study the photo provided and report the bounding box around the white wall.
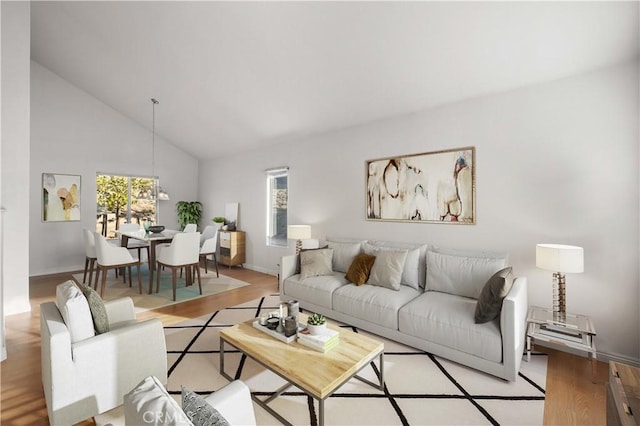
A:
[1,1,31,318]
[200,62,639,364]
[30,61,199,276]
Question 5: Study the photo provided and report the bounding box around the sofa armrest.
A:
[500,276,528,381]
[104,297,135,326]
[204,380,256,426]
[279,255,298,291]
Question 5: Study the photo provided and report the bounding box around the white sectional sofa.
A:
[279,239,528,381]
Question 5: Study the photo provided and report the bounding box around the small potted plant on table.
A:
[306,313,327,336]
[212,216,225,230]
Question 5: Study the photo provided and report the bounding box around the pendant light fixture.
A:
[140,98,170,201]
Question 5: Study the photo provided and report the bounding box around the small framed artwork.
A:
[366,147,475,224]
[42,173,81,222]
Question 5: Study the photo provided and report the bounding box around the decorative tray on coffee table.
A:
[252,320,305,344]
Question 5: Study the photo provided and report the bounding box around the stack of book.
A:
[297,328,340,352]
[538,323,584,344]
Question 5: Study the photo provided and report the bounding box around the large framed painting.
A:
[42,173,81,222]
[366,147,475,224]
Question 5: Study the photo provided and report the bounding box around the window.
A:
[266,168,288,247]
[96,174,156,238]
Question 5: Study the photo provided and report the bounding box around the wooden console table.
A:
[218,230,245,268]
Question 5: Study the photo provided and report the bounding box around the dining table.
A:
[117,229,180,294]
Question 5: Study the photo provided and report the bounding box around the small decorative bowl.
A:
[265,317,280,330]
[148,225,165,234]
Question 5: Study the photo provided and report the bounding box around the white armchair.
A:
[199,225,219,277]
[183,223,197,233]
[82,228,97,285]
[94,232,142,297]
[156,232,201,301]
[124,376,256,426]
[40,286,167,425]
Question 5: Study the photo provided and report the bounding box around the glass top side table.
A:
[526,305,597,382]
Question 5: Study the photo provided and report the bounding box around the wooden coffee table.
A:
[219,314,384,426]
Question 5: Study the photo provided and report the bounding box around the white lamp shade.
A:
[536,244,584,273]
[287,225,311,240]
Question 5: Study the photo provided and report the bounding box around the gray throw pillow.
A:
[300,248,334,280]
[182,387,230,426]
[80,284,109,334]
[296,245,329,274]
[366,250,408,291]
[474,267,514,324]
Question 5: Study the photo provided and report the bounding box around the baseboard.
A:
[242,263,277,276]
[598,352,640,367]
[532,340,640,367]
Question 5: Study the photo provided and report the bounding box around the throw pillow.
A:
[124,376,190,425]
[363,243,420,289]
[55,281,95,343]
[425,250,508,299]
[296,245,329,274]
[325,241,362,273]
[366,250,408,291]
[300,248,334,280]
[182,387,230,426]
[80,284,110,334]
[345,253,376,285]
[475,267,515,324]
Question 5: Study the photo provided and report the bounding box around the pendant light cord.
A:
[151,98,159,197]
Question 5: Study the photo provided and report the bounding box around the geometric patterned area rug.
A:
[96,294,547,426]
[71,264,249,313]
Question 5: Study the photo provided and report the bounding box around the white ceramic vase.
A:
[307,323,326,336]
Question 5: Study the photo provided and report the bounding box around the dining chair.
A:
[156,232,201,301]
[119,222,150,262]
[81,229,97,285]
[94,232,142,297]
[183,223,197,233]
[199,226,219,277]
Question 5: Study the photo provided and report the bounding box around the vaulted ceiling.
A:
[31,1,639,160]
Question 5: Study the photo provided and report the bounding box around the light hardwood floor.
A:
[1,267,608,425]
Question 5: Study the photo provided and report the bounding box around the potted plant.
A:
[306,313,327,335]
[212,216,225,230]
[176,201,202,231]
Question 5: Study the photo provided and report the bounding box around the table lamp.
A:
[287,225,311,254]
[536,244,584,319]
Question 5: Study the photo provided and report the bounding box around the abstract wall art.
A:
[366,147,475,224]
[42,173,81,222]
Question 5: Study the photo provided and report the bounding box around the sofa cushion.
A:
[345,253,376,285]
[55,281,95,343]
[332,283,420,330]
[124,375,192,425]
[300,248,334,280]
[366,249,408,291]
[364,243,420,289]
[182,387,229,426]
[367,241,427,289]
[283,272,347,309]
[80,284,110,334]
[325,241,362,273]
[398,291,503,363]
[474,267,514,324]
[425,250,507,299]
